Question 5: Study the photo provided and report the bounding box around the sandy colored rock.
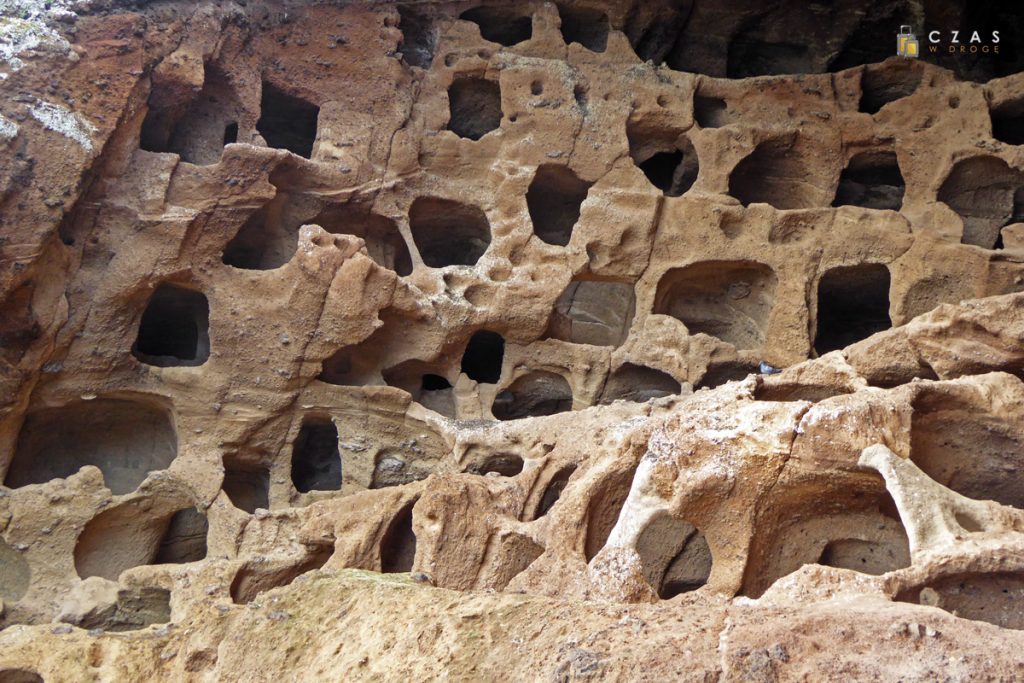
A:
[2,0,1024,680]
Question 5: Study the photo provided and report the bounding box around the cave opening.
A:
[256,82,319,158]
[526,165,592,246]
[814,264,891,355]
[222,455,270,514]
[992,104,1024,146]
[556,4,609,52]
[654,261,777,350]
[74,502,206,580]
[5,399,177,495]
[545,280,635,347]
[460,6,532,46]
[381,501,417,573]
[153,507,209,565]
[693,95,729,128]
[599,364,680,404]
[729,138,819,209]
[635,514,711,599]
[312,205,413,275]
[447,76,502,140]
[409,197,491,267]
[938,155,1023,249]
[461,330,505,383]
[467,453,524,477]
[291,418,342,493]
[398,6,437,68]
[139,63,241,165]
[832,151,905,211]
[858,64,922,115]
[627,121,698,197]
[132,283,210,367]
[492,371,573,421]
[534,464,577,519]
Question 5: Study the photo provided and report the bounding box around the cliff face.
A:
[2,0,1024,679]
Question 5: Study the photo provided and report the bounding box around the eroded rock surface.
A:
[2,0,1024,680]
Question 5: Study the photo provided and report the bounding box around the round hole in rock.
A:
[813,263,891,356]
[599,363,680,404]
[0,538,30,602]
[139,63,242,166]
[409,197,492,267]
[858,63,922,115]
[291,417,342,493]
[154,508,209,565]
[545,280,636,347]
[492,371,573,421]
[654,260,777,350]
[992,102,1024,146]
[526,165,593,246]
[221,193,295,270]
[459,6,532,46]
[4,398,177,496]
[381,501,417,573]
[533,464,577,519]
[132,283,210,367]
[696,360,759,390]
[461,330,504,384]
[312,205,414,276]
[741,490,909,598]
[447,76,502,140]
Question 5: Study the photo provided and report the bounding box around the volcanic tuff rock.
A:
[2,0,1024,679]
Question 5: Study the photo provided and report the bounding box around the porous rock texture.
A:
[2,0,1024,679]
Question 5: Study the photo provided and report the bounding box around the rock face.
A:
[2,0,1024,679]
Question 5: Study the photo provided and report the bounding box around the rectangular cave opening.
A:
[223,455,270,514]
[256,82,319,158]
[291,417,342,493]
[814,263,891,356]
[132,283,210,367]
